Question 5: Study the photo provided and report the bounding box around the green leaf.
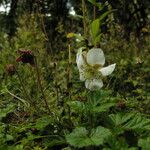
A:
[99,10,114,22]
[46,139,66,148]
[94,34,101,45]
[123,115,150,130]
[109,113,135,126]
[6,134,14,141]
[0,104,15,120]
[88,0,96,5]
[92,103,116,113]
[67,101,85,112]
[91,18,100,39]
[88,0,103,10]
[90,126,111,146]
[66,127,92,148]
[34,116,53,130]
[109,113,150,131]
[66,126,112,148]
[138,137,150,150]
[104,135,137,150]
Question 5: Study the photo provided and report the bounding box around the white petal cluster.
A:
[76,48,116,90]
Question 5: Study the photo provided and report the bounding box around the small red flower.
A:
[16,49,35,65]
[5,64,16,76]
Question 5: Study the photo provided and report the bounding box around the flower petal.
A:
[79,71,85,81]
[85,79,103,90]
[76,51,87,70]
[87,48,105,66]
[100,64,116,76]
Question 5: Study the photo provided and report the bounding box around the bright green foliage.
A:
[34,116,54,130]
[0,104,15,120]
[138,137,150,150]
[66,127,92,148]
[91,18,101,44]
[90,126,111,146]
[109,113,150,133]
[66,126,111,148]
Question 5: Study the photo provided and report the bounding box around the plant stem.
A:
[82,0,87,38]
[34,58,52,115]
[93,5,96,20]
[88,98,93,130]
[67,44,72,124]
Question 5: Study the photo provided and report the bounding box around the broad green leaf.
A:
[66,127,92,148]
[66,126,112,148]
[90,126,111,146]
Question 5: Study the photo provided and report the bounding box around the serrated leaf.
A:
[66,127,92,148]
[66,126,112,148]
[90,126,111,146]
[109,113,135,126]
[124,115,150,130]
[109,113,150,131]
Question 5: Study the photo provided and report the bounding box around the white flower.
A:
[76,48,116,90]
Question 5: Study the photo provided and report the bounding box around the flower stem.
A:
[34,58,52,115]
[88,96,93,131]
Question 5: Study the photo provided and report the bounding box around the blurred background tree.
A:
[0,0,149,52]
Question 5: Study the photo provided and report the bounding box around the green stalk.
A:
[82,0,87,38]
